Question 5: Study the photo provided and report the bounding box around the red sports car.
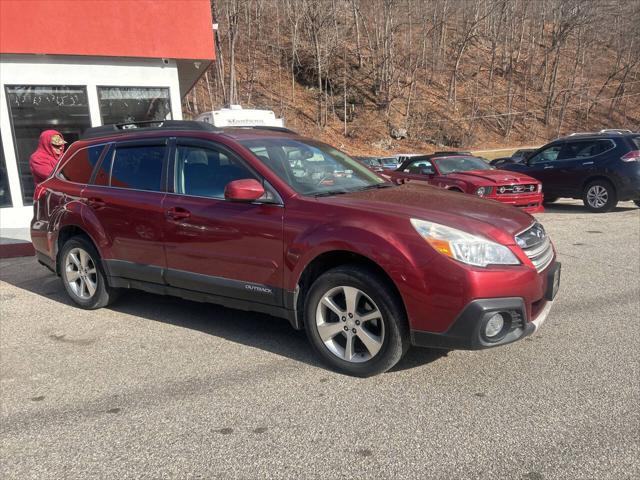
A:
[389,154,544,213]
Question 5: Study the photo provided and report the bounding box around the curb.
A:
[0,242,36,259]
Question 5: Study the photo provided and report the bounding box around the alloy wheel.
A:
[315,286,385,363]
[586,185,608,209]
[65,247,98,300]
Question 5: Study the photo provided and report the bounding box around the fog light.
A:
[485,313,504,338]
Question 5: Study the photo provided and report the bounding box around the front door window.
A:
[528,145,562,165]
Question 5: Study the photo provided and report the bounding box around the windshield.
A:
[240,138,388,195]
[434,156,492,174]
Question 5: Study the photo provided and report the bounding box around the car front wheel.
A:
[304,265,409,377]
[60,236,119,309]
[583,180,617,212]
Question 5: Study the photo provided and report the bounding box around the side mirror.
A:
[224,179,265,202]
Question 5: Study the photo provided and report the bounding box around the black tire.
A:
[582,179,617,213]
[543,196,558,204]
[304,264,409,377]
[634,200,640,208]
[59,236,119,309]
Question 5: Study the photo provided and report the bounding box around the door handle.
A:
[166,207,191,220]
[582,161,594,166]
[87,197,106,209]
[543,165,554,169]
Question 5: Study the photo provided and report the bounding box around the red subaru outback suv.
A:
[31,121,560,376]
[389,153,544,213]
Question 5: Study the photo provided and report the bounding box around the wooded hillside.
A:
[185,0,640,154]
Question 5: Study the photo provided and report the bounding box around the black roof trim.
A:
[433,151,473,156]
[81,120,221,139]
[81,121,297,140]
[223,125,297,134]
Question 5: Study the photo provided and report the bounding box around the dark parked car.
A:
[501,131,640,212]
[389,153,544,213]
[31,121,560,376]
[490,148,537,167]
[355,156,398,172]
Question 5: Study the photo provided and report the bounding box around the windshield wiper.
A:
[314,189,350,197]
[352,183,394,192]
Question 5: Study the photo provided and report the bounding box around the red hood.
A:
[316,184,535,245]
[444,169,539,185]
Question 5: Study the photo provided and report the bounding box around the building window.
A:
[98,87,172,125]
[0,132,13,207]
[5,85,91,205]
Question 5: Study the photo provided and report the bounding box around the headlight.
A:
[476,186,491,197]
[410,219,520,267]
[537,183,542,192]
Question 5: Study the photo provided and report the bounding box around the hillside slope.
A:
[185,0,640,156]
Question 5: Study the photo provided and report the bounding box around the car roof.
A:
[555,131,638,141]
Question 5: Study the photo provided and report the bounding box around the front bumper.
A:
[488,192,544,213]
[410,296,554,350]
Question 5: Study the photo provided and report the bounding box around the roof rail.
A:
[566,129,634,137]
[222,125,297,134]
[599,128,633,134]
[81,120,221,139]
[433,150,472,156]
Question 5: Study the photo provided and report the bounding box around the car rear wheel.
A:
[583,180,617,212]
[304,265,409,377]
[60,236,119,309]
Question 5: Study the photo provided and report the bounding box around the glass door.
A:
[5,85,91,204]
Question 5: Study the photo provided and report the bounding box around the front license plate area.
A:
[545,262,561,301]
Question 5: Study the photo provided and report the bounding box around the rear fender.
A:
[53,201,110,259]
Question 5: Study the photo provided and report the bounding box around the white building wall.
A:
[0,54,183,228]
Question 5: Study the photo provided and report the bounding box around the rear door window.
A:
[631,136,640,150]
[58,145,105,184]
[109,145,166,191]
[558,140,613,160]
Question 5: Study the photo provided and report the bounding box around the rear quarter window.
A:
[632,136,640,150]
[58,145,105,184]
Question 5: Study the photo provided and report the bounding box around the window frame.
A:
[4,84,92,205]
[96,85,173,125]
[168,137,283,205]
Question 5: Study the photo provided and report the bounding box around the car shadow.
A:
[541,201,637,214]
[2,260,444,375]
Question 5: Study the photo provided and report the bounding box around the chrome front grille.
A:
[515,223,554,272]
[496,184,538,194]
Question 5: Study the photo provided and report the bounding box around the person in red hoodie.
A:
[29,130,67,184]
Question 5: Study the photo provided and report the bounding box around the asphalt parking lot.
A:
[1,200,639,479]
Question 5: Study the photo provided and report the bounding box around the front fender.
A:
[285,219,433,301]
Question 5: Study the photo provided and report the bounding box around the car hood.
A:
[317,184,535,245]
[444,169,538,184]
